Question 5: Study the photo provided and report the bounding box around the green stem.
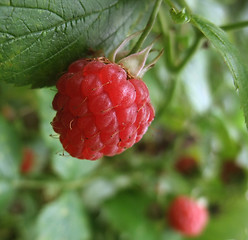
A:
[9,176,93,190]
[163,0,177,9]
[154,76,178,122]
[13,179,52,189]
[173,33,202,72]
[160,23,202,73]
[158,10,175,71]
[159,2,202,74]
[130,0,163,54]
[154,34,202,120]
[174,20,248,72]
[176,0,191,13]
[221,20,248,31]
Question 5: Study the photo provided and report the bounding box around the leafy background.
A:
[1,0,248,239]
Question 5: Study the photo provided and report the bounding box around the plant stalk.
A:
[130,0,163,54]
[8,177,93,190]
[221,20,248,31]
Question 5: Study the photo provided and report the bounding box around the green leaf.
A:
[36,88,61,151]
[0,0,150,88]
[0,182,14,214]
[182,50,212,113]
[0,116,20,179]
[103,191,161,240]
[36,192,90,240]
[82,178,117,208]
[0,116,21,180]
[162,230,182,240]
[187,0,227,25]
[191,15,248,128]
[191,195,248,240]
[52,154,99,180]
[0,115,21,212]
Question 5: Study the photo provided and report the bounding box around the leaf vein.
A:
[98,6,136,46]
[9,37,79,78]
[78,0,86,14]
[2,4,65,21]
[0,1,120,46]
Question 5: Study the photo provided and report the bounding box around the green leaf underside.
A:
[191,15,248,128]
[0,0,150,88]
[36,192,90,240]
[52,154,99,180]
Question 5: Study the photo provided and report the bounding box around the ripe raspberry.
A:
[52,58,155,160]
[168,196,209,237]
[20,148,35,174]
[174,156,198,176]
[220,160,245,184]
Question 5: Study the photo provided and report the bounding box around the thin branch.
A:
[130,0,163,54]
[221,20,248,31]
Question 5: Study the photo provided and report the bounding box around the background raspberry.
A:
[20,148,35,174]
[174,156,198,176]
[168,196,209,237]
[52,59,155,160]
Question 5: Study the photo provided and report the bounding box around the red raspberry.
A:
[220,160,245,184]
[168,196,209,237]
[52,58,155,160]
[175,156,198,175]
[20,148,35,174]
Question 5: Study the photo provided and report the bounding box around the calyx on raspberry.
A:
[52,33,162,160]
[168,196,209,237]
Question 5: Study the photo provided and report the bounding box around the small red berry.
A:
[168,196,209,237]
[220,160,245,184]
[52,58,155,160]
[20,148,35,174]
[175,156,198,175]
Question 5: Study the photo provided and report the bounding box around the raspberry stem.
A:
[175,0,192,14]
[163,0,176,9]
[9,177,94,190]
[130,0,163,54]
[154,75,178,121]
[159,10,203,73]
[174,33,202,72]
[220,20,248,31]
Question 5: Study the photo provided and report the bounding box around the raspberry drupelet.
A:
[52,58,155,160]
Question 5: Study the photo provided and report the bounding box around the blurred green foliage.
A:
[1,0,248,239]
